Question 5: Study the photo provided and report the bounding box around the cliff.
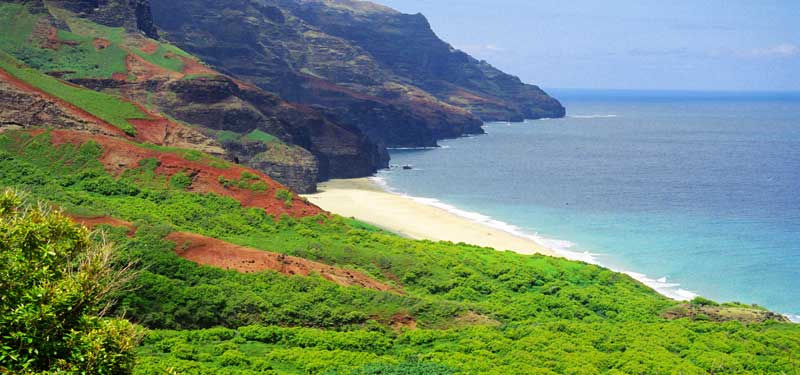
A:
[149,0,564,148]
[0,0,386,192]
[0,0,562,191]
[284,0,566,121]
[48,0,160,39]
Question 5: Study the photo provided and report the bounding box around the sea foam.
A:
[369,175,698,302]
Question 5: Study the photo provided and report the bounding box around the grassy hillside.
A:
[0,130,798,373]
[0,50,145,135]
[0,3,193,79]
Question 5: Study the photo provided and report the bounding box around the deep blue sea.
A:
[377,90,800,321]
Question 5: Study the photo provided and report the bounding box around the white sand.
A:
[302,178,556,256]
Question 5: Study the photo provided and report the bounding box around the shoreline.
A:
[302,178,557,257]
[303,177,799,323]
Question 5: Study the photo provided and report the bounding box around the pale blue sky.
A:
[376,0,800,91]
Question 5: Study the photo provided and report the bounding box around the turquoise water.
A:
[377,90,800,320]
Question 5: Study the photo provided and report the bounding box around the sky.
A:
[375,0,800,91]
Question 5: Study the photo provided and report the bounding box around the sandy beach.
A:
[302,178,556,256]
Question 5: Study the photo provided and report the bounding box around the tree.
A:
[0,190,142,374]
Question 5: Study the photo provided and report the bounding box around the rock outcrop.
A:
[156,75,387,191]
[48,0,159,38]
[284,0,565,121]
[149,0,562,149]
[0,79,94,132]
[2,0,563,192]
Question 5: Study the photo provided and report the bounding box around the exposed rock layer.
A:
[149,0,564,148]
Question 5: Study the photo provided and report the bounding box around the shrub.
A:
[690,297,719,307]
[170,172,193,190]
[275,189,292,207]
[0,189,142,373]
[218,350,249,367]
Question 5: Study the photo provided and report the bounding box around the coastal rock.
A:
[48,0,159,39]
[662,303,790,324]
[149,0,557,150]
[0,78,116,136]
[155,75,388,189]
[286,0,565,120]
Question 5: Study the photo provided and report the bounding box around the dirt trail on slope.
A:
[167,232,401,293]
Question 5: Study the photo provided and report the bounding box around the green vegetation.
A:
[171,171,194,190]
[216,129,282,146]
[0,189,141,374]
[0,3,128,79]
[132,43,188,72]
[245,129,280,144]
[1,130,798,373]
[0,1,199,83]
[275,188,293,206]
[182,73,217,80]
[140,142,231,169]
[0,2,796,373]
[219,172,269,192]
[216,130,242,143]
[0,51,144,135]
[691,296,720,307]
[55,5,193,74]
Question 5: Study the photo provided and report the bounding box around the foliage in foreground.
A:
[0,190,141,374]
[133,324,800,375]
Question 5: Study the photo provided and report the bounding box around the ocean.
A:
[376,89,800,321]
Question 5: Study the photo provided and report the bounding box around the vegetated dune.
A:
[167,231,401,293]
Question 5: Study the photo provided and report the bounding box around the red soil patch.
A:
[125,53,181,81]
[168,232,400,293]
[139,40,159,55]
[2,63,212,150]
[389,312,417,331]
[0,67,130,138]
[36,25,79,50]
[180,57,217,76]
[92,38,111,50]
[47,129,322,218]
[67,215,136,236]
[111,72,128,81]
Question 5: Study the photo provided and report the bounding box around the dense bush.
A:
[0,190,141,373]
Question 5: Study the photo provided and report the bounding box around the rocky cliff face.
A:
[149,0,564,149]
[285,0,565,121]
[156,75,387,189]
[0,0,386,192]
[1,0,563,192]
[0,78,106,134]
[66,72,386,193]
[148,0,499,148]
[48,0,159,38]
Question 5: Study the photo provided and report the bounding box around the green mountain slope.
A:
[0,0,386,193]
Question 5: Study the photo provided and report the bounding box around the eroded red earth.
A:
[67,215,137,236]
[167,232,400,293]
[48,129,322,218]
